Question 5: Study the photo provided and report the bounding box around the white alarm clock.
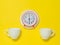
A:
[20,10,39,29]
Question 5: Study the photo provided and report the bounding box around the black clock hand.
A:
[29,15,30,24]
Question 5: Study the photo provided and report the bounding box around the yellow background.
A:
[0,0,60,45]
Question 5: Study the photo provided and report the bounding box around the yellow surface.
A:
[0,0,60,45]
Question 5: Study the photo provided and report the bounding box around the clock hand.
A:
[29,15,30,24]
[28,18,30,24]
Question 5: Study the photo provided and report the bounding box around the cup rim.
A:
[8,28,20,30]
[40,28,51,30]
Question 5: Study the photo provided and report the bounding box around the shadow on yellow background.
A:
[0,0,60,45]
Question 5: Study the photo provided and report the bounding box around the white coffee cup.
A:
[4,28,20,40]
[40,28,55,40]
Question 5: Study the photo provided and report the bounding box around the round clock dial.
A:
[20,10,38,29]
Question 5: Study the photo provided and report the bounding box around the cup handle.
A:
[4,29,10,37]
[50,30,55,37]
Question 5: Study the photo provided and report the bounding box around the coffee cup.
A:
[40,28,55,40]
[4,28,20,40]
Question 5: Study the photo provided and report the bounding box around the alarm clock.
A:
[20,10,39,29]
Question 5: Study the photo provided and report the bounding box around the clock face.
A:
[23,13,34,24]
[20,10,38,29]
